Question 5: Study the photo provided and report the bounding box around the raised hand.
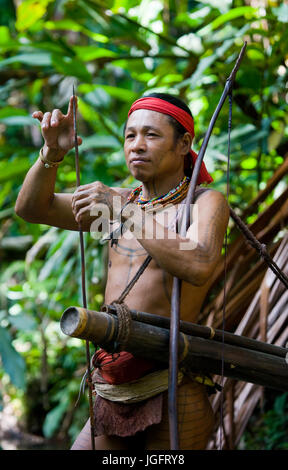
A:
[32,96,82,160]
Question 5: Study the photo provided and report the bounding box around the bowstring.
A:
[219,90,233,450]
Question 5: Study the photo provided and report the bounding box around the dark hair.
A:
[145,93,193,176]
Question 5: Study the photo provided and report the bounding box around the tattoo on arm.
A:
[192,198,227,265]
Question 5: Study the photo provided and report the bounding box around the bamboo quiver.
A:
[60,306,288,392]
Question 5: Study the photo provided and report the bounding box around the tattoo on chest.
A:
[111,241,147,257]
[111,241,147,287]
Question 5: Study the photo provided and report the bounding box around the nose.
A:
[131,133,146,153]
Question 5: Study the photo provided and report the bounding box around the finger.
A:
[41,112,52,130]
[75,204,93,223]
[51,109,64,127]
[73,185,95,196]
[77,181,104,191]
[66,95,77,118]
[72,192,90,212]
[32,111,43,122]
[74,196,92,213]
[73,187,89,199]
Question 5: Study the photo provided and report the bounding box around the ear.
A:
[179,132,192,156]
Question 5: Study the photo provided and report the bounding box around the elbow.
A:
[184,263,216,287]
[15,200,26,220]
[15,201,39,223]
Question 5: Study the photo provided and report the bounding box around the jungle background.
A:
[0,0,287,450]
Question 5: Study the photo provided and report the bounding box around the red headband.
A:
[128,97,213,185]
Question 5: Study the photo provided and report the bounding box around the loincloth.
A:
[91,349,219,437]
[91,349,172,437]
[92,349,163,437]
[93,388,164,437]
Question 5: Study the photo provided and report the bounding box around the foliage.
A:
[0,0,287,447]
[242,393,288,450]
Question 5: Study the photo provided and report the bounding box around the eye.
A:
[125,133,134,139]
[147,132,158,137]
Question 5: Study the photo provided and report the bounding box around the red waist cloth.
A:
[91,348,163,437]
[92,348,158,385]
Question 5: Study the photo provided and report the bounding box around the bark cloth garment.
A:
[91,349,166,437]
[91,349,217,437]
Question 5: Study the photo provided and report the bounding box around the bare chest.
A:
[104,235,208,323]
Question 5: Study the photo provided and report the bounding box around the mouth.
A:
[130,157,150,165]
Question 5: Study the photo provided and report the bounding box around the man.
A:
[15,92,229,450]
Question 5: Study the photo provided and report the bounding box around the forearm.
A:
[121,203,218,285]
[15,146,63,222]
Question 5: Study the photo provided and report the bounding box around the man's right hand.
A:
[32,96,82,161]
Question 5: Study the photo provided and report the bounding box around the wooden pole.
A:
[227,380,235,450]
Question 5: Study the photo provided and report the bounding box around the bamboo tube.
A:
[102,304,287,358]
[60,307,288,391]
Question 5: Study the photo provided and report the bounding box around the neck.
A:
[141,171,185,200]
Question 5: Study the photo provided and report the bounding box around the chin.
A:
[130,168,151,183]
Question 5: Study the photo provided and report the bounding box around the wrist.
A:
[42,143,66,162]
[39,146,65,169]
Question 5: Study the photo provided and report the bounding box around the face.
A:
[124,109,186,183]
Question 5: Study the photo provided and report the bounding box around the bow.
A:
[72,86,96,450]
[168,42,247,450]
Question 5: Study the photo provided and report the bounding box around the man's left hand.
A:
[72,181,122,225]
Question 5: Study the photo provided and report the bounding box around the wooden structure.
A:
[202,156,288,449]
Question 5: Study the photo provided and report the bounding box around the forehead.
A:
[126,109,172,129]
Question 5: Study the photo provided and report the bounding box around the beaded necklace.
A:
[127,176,190,210]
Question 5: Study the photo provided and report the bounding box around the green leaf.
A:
[15,0,53,31]
[74,46,118,61]
[80,134,120,151]
[0,52,52,67]
[197,6,258,37]
[179,38,234,88]
[42,397,70,438]
[38,231,78,281]
[0,26,11,44]
[272,4,288,23]
[51,54,92,82]
[241,157,257,170]
[79,83,138,102]
[0,115,35,126]
[0,106,28,118]
[9,313,37,331]
[0,158,31,183]
[0,326,26,389]
[44,19,109,43]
